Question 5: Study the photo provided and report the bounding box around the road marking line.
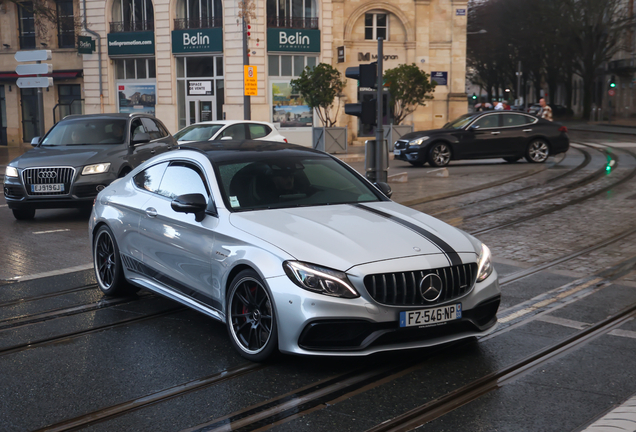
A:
[581,395,636,431]
[608,328,636,339]
[32,229,71,234]
[536,315,589,330]
[3,263,93,282]
[0,204,7,208]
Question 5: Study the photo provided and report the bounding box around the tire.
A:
[525,139,550,163]
[503,157,521,163]
[93,225,138,296]
[408,161,425,167]
[427,143,452,167]
[227,269,278,362]
[12,208,35,220]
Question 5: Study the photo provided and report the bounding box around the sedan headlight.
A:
[409,137,429,146]
[284,261,359,299]
[82,163,111,175]
[476,244,493,282]
[5,166,18,178]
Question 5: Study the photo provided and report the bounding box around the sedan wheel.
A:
[93,225,137,296]
[428,143,451,167]
[227,270,278,362]
[525,139,550,163]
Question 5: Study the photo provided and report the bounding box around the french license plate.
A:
[399,304,462,328]
[32,183,64,193]
[393,149,401,156]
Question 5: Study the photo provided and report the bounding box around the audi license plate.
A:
[393,149,401,156]
[399,303,462,328]
[32,183,64,193]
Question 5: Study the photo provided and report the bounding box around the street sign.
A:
[244,65,257,96]
[15,63,52,75]
[609,89,616,97]
[14,50,52,62]
[16,77,53,89]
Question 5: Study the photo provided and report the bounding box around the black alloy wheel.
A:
[503,157,521,163]
[227,270,278,362]
[428,143,452,167]
[12,208,36,220]
[525,139,550,163]
[93,225,137,296]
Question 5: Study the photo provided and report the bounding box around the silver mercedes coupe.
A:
[89,141,500,361]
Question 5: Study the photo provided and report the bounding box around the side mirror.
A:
[374,181,392,199]
[220,136,233,141]
[171,193,207,222]
[132,132,151,144]
[31,137,40,146]
[469,124,480,131]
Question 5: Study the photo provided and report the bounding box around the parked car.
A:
[90,141,500,361]
[527,104,542,116]
[393,111,569,167]
[4,113,176,220]
[173,120,287,143]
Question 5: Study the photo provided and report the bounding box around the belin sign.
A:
[172,28,223,54]
[267,29,320,52]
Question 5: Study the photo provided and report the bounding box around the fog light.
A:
[96,185,106,192]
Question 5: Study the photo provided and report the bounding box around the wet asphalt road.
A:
[1,132,636,431]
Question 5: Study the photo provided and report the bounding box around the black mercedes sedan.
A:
[4,113,176,220]
[393,111,570,167]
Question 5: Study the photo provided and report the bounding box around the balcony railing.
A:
[608,58,636,73]
[173,17,223,30]
[109,20,154,33]
[267,16,318,29]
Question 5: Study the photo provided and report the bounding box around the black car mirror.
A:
[171,193,207,222]
[469,124,480,131]
[30,137,40,146]
[132,132,151,145]
[374,182,393,198]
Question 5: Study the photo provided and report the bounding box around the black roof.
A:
[178,140,329,163]
[60,113,155,121]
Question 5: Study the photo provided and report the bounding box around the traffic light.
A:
[344,63,378,125]
[610,75,616,88]
[472,93,477,100]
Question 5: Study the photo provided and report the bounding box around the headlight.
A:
[476,244,493,282]
[82,163,111,175]
[409,137,429,146]
[283,261,359,299]
[5,166,18,178]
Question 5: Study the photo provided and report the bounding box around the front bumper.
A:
[4,172,117,210]
[393,144,426,163]
[268,266,500,356]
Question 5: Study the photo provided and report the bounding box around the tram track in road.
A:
[0,283,97,309]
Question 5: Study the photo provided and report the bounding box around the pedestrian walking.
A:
[537,97,553,121]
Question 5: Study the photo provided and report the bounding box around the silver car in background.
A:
[89,141,500,361]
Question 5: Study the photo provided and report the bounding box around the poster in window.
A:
[271,82,313,128]
[118,84,156,114]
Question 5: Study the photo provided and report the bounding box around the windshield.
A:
[442,114,474,130]
[174,124,223,141]
[216,155,383,211]
[41,119,127,146]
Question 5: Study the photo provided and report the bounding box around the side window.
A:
[157,163,209,199]
[141,118,162,140]
[133,162,168,193]
[156,120,170,137]
[503,114,531,127]
[220,124,247,140]
[473,115,499,129]
[131,119,146,139]
[248,123,271,139]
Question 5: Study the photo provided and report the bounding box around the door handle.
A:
[145,207,157,217]
[523,129,532,132]
[150,149,156,154]
[490,131,500,135]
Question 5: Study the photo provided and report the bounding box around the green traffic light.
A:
[472,95,477,100]
[610,82,616,88]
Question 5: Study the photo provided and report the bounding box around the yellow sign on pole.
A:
[244,65,257,96]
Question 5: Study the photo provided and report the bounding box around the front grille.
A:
[363,263,478,306]
[394,140,408,150]
[22,167,75,196]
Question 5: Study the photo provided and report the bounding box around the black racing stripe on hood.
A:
[354,203,462,266]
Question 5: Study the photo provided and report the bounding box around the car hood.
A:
[399,128,455,141]
[10,145,125,169]
[229,201,477,270]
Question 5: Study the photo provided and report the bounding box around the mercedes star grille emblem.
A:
[419,273,443,302]
[38,171,58,179]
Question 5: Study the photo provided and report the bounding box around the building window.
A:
[268,55,317,129]
[111,0,154,32]
[267,0,318,29]
[115,58,156,79]
[18,2,36,49]
[365,13,388,41]
[268,54,316,77]
[58,85,83,120]
[175,0,222,29]
[57,0,75,48]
